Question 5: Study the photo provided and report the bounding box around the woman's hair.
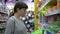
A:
[11,2,28,16]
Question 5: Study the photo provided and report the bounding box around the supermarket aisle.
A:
[0,0,60,34]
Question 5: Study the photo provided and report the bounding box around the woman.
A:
[5,2,29,34]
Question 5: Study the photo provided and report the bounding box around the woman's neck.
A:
[14,13,20,19]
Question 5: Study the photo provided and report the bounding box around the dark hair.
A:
[11,2,28,16]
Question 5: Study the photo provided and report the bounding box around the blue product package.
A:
[46,30,52,34]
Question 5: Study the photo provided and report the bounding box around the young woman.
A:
[5,2,29,34]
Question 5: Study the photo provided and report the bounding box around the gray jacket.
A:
[5,16,28,34]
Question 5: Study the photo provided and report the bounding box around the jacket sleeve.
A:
[5,18,14,34]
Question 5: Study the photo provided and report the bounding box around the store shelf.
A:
[0,20,6,23]
[45,9,60,16]
[39,0,51,10]
[0,27,5,31]
[0,11,8,15]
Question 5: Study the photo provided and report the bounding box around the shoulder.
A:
[8,16,15,22]
[7,16,15,24]
[9,16,14,20]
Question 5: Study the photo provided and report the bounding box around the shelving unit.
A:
[37,0,60,34]
[0,20,6,34]
[45,8,60,16]
[0,20,6,23]
[38,0,51,11]
[0,1,8,34]
[0,27,5,29]
[0,11,8,15]
[40,0,51,10]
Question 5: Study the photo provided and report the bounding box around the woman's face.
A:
[17,8,27,16]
